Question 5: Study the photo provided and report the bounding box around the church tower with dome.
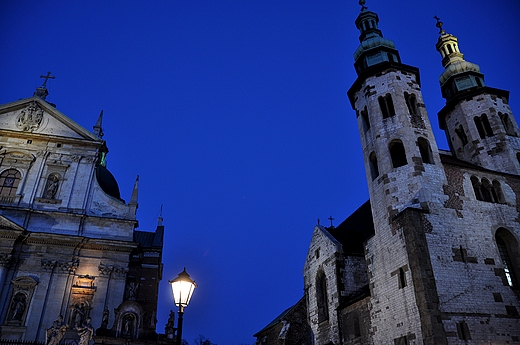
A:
[299,2,520,345]
[0,77,164,345]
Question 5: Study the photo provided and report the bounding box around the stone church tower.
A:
[0,79,164,344]
[302,3,520,345]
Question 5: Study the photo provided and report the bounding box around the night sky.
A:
[1,1,519,344]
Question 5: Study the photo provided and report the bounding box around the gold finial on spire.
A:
[359,0,367,11]
[434,15,445,34]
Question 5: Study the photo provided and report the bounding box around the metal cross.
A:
[328,216,334,227]
[434,16,444,34]
[40,71,55,87]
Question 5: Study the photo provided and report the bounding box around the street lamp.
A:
[169,268,197,345]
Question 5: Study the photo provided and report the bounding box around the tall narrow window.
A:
[499,112,516,136]
[369,152,379,180]
[471,176,483,201]
[0,169,21,197]
[417,138,433,164]
[316,271,329,322]
[456,321,471,340]
[404,92,417,115]
[398,268,407,289]
[360,106,370,132]
[495,228,519,288]
[390,141,407,168]
[474,114,494,138]
[379,94,395,118]
[480,178,493,202]
[455,125,468,146]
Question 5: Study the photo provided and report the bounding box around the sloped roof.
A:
[327,200,374,255]
[134,228,163,248]
[253,297,305,337]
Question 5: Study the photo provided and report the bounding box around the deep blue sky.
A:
[1,1,519,344]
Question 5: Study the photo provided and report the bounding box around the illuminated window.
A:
[0,169,21,197]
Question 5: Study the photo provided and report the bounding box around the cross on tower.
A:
[328,216,334,227]
[434,16,445,34]
[40,71,55,87]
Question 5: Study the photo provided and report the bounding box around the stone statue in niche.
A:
[8,292,26,321]
[76,317,94,345]
[71,302,87,328]
[46,315,68,345]
[165,310,175,339]
[122,314,135,338]
[149,310,157,329]
[43,173,60,199]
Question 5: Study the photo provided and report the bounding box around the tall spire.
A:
[434,17,484,100]
[34,71,55,100]
[129,175,139,209]
[93,110,104,138]
[352,1,401,75]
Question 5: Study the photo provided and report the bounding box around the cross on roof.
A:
[40,71,55,87]
[328,216,334,227]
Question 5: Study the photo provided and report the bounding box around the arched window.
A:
[360,106,370,132]
[43,173,60,199]
[404,92,417,116]
[389,141,407,168]
[492,180,505,204]
[316,271,329,322]
[378,94,395,119]
[369,152,379,180]
[495,228,520,288]
[481,178,493,202]
[499,112,516,136]
[0,169,22,197]
[471,176,483,201]
[417,138,433,164]
[474,114,494,139]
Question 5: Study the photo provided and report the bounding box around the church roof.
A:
[134,227,164,248]
[327,200,374,255]
[253,296,305,337]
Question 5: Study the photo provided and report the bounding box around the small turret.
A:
[434,17,484,101]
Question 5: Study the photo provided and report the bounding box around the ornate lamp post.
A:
[169,268,197,345]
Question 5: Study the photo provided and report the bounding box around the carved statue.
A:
[8,293,26,321]
[122,314,135,337]
[126,282,137,300]
[76,317,94,345]
[101,306,109,328]
[165,310,175,338]
[44,174,59,199]
[149,310,157,329]
[72,303,86,328]
[46,315,68,345]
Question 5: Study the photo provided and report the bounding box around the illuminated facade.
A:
[301,4,520,345]
[0,84,163,344]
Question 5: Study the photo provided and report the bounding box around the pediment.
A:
[0,97,102,142]
[0,214,26,231]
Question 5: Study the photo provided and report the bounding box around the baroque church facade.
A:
[257,3,520,345]
[0,81,164,345]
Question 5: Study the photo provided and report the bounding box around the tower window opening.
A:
[417,138,433,164]
[389,140,407,168]
[361,106,370,132]
[499,112,516,136]
[492,180,505,203]
[369,152,379,180]
[495,228,520,288]
[455,125,468,146]
[472,176,504,203]
[379,94,395,119]
[480,178,493,202]
[474,114,494,139]
[0,169,22,197]
[447,44,453,54]
[404,92,417,115]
